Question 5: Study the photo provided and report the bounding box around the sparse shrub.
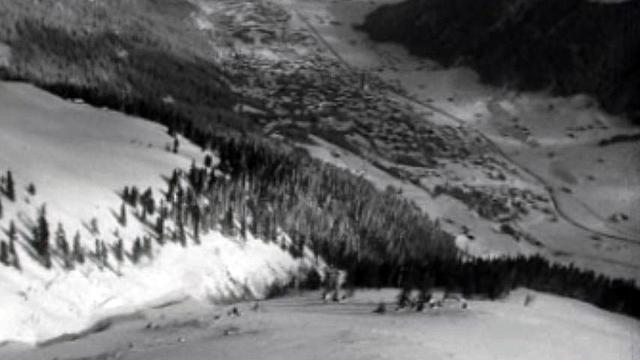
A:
[89,218,99,235]
[27,183,36,196]
[373,302,386,314]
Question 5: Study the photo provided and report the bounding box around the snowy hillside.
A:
[0,82,315,343]
[2,289,639,360]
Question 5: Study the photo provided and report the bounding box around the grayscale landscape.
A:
[0,0,638,359]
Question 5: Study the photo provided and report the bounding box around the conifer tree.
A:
[34,205,51,268]
[8,235,19,270]
[73,232,84,264]
[55,223,71,269]
[122,186,130,204]
[191,204,201,244]
[141,187,154,215]
[178,219,186,247]
[8,220,17,248]
[100,240,108,267]
[90,218,99,235]
[132,237,142,263]
[5,170,15,201]
[140,205,147,222]
[0,241,8,265]
[119,202,127,226]
[143,236,152,258]
[94,238,101,263]
[167,170,179,201]
[240,211,247,241]
[55,223,67,254]
[172,137,179,154]
[130,186,139,207]
[222,206,235,237]
[114,238,124,262]
[189,161,197,188]
[155,215,165,244]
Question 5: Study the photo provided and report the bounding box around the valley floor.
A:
[1,289,638,360]
[278,0,640,281]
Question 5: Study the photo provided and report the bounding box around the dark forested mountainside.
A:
[359,0,640,122]
[0,0,242,134]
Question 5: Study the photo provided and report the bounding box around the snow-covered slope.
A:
[3,289,639,360]
[0,81,313,343]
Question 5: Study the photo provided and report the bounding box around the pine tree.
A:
[90,217,99,235]
[172,137,179,154]
[140,205,147,222]
[143,236,152,258]
[240,205,247,240]
[55,223,71,269]
[178,219,186,247]
[0,241,8,265]
[8,221,16,243]
[141,187,154,215]
[55,223,67,254]
[192,204,201,244]
[189,160,197,188]
[119,202,127,226]
[132,237,142,263]
[73,232,84,264]
[34,205,51,268]
[222,206,235,236]
[130,186,139,207]
[167,170,179,201]
[122,186,130,204]
[155,215,165,244]
[94,238,101,264]
[5,170,15,201]
[8,234,19,269]
[100,241,108,267]
[114,238,124,262]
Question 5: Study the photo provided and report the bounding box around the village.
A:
[201,0,555,246]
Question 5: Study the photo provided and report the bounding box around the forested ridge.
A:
[0,0,639,319]
[360,0,640,122]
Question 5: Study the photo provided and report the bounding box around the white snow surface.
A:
[3,289,639,360]
[0,82,312,343]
